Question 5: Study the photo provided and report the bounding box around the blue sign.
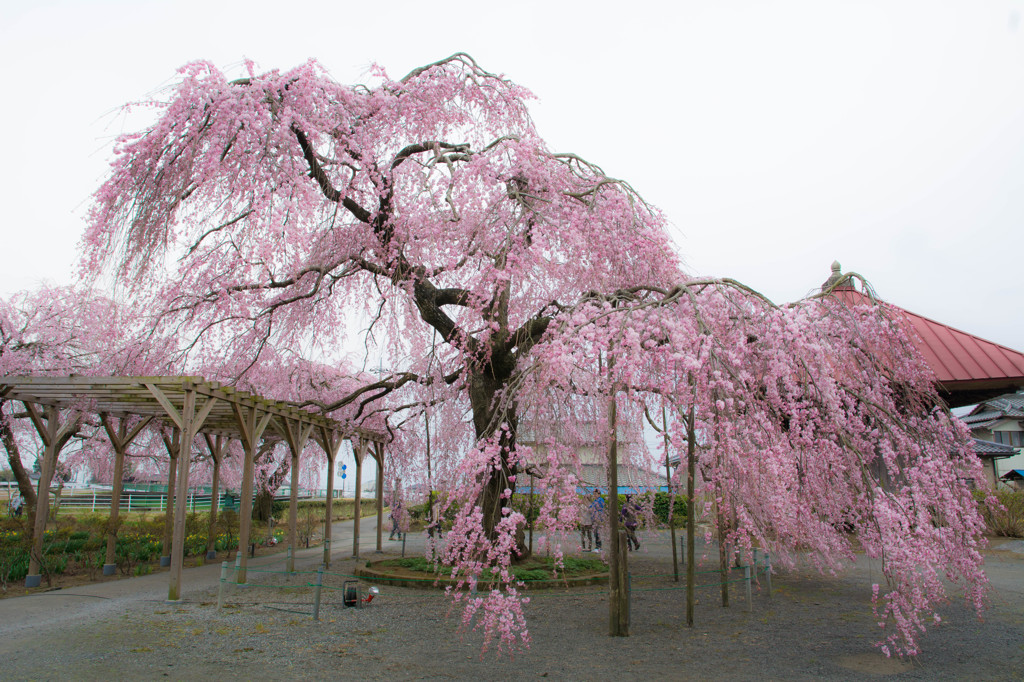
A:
[341,473,347,479]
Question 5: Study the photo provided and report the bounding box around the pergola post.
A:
[164,384,218,601]
[352,438,368,559]
[279,415,313,573]
[374,441,385,553]
[316,427,344,568]
[203,434,226,560]
[0,376,387,594]
[231,402,271,585]
[100,414,153,575]
[22,403,80,588]
[159,428,181,568]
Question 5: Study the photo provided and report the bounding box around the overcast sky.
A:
[3,0,1024,351]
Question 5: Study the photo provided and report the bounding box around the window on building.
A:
[993,431,1024,447]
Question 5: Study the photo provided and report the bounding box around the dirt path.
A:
[0,525,1021,680]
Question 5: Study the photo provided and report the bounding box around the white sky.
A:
[3,0,1024,351]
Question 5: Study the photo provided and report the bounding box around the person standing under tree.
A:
[9,492,22,518]
[388,499,403,541]
[588,490,605,552]
[579,494,594,551]
[621,494,640,551]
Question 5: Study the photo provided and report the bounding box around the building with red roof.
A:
[822,261,1024,408]
[822,261,1024,487]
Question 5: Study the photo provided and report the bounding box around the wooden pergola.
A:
[0,375,387,600]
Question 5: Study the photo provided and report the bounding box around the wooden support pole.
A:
[324,451,335,567]
[100,414,151,575]
[374,441,384,553]
[617,529,630,633]
[662,405,679,583]
[159,429,181,568]
[101,415,127,575]
[717,499,729,608]
[237,441,255,584]
[317,426,343,569]
[169,389,217,600]
[231,403,271,585]
[277,417,312,573]
[204,434,225,560]
[686,403,696,628]
[288,446,299,572]
[352,439,367,559]
[168,390,196,601]
[607,388,628,637]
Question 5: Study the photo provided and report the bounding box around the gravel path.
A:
[0,519,1021,680]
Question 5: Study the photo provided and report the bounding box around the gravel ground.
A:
[0,521,1022,681]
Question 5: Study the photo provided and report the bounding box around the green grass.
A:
[377,555,607,582]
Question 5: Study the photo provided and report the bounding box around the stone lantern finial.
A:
[822,260,846,292]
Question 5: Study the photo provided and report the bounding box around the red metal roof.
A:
[829,286,1024,401]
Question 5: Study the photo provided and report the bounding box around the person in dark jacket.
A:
[620,495,640,551]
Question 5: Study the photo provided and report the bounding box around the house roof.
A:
[1000,469,1024,481]
[972,438,1019,457]
[979,395,1024,416]
[824,269,1024,406]
[960,410,1005,426]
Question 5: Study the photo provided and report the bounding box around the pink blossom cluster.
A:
[77,53,992,658]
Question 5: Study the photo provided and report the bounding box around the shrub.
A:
[978,489,1024,538]
[652,491,688,526]
[0,544,30,588]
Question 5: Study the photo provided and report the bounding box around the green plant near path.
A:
[977,489,1024,538]
[651,491,687,527]
[379,555,607,583]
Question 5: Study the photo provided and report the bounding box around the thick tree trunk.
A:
[0,404,36,515]
[161,452,178,562]
[254,456,291,523]
[467,365,529,560]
